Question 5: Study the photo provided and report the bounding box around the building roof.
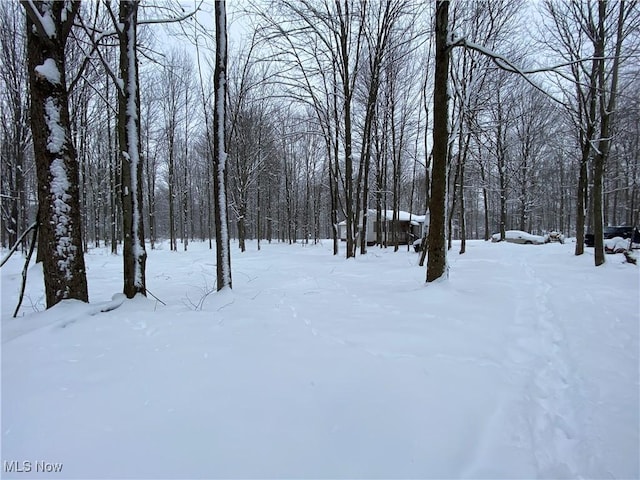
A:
[373,210,425,223]
[338,210,425,225]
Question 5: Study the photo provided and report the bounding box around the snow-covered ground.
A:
[2,240,639,479]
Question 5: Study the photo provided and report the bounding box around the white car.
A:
[491,230,548,245]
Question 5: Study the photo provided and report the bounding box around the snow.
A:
[34,58,61,85]
[26,0,56,39]
[49,158,75,281]
[338,210,425,226]
[2,240,638,478]
[60,0,73,23]
[605,236,630,253]
[43,98,65,154]
[378,209,425,223]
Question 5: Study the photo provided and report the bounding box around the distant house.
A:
[337,209,425,246]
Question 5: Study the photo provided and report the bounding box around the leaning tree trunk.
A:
[23,0,88,308]
[213,0,232,290]
[426,0,450,283]
[118,0,147,298]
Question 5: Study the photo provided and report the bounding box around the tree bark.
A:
[24,0,88,308]
[118,0,147,298]
[593,0,625,267]
[427,0,450,283]
[214,0,232,289]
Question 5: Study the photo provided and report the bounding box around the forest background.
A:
[1,0,639,306]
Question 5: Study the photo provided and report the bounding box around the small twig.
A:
[217,299,235,312]
[250,290,262,300]
[182,274,217,311]
[145,288,167,306]
[235,270,258,283]
[216,298,235,325]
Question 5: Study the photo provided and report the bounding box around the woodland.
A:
[1,0,639,307]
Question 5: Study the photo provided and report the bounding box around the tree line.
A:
[1,0,638,309]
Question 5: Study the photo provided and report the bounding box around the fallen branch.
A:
[13,224,38,318]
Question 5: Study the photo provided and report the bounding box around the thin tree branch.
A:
[0,222,37,268]
[13,223,38,318]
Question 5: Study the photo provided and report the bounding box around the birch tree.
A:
[22,0,89,307]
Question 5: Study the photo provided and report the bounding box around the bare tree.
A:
[426,0,449,282]
[541,0,639,261]
[257,0,367,257]
[159,50,196,252]
[22,0,89,307]
[592,0,630,266]
[213,0,232,290]
[226,32,274,252]
[115,0,147,297]
[0,1,31,250]
[355,0,407,254]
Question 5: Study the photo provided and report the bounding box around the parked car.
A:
[585,225,639,247]
[547,231,565,244]
[491,230,548,245]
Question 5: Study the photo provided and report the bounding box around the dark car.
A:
[585,226,639,247]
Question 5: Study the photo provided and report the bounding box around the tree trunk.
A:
[448,150,461,250]
[459,135,470,255]
[337,1,356,259]
[145,153,155,250]
[118,0,147,298]
[426,0,450,283]
[213,0,232,290]
[479,161,489,240]
[182,149,189,251]
[107,77,118,255]
[418,89,431,266]
[593,0,625,267]
[498,152,507,241]
[168,131,176,251]
[24,0,88,308]
[575,49,600,256]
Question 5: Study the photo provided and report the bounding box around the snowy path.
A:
[518,257,587,478]
[2,240,638,478]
